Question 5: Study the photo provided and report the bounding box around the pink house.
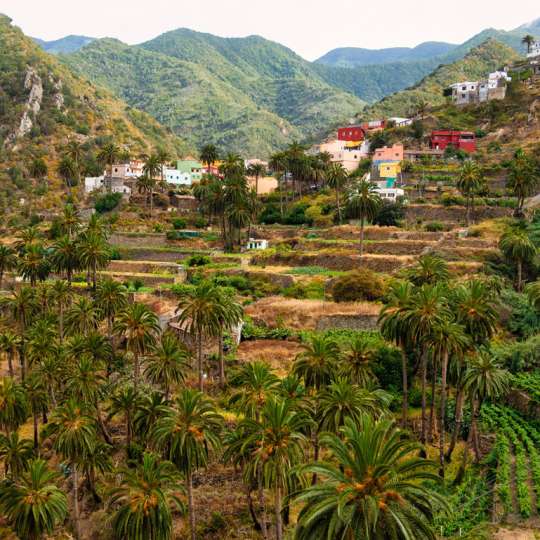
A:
[373,144,404,162]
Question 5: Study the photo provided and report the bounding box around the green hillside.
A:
[33,35,95,54]
[63,29,366,157]
[359,39,521,120]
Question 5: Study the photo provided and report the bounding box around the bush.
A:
[441,193,466,206]
[282,280,325,300]
[194,217,206,229]
[284,203,310,225]
[373,200,405,227]
[95,192,122,214]
[305,205,333,227]
[172,218,187,230]
[331,270,385,302]
[425,221,444,232]
[185,254,211,267]
[259,203,282,225]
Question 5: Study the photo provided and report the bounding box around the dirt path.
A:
[493,527,539,540]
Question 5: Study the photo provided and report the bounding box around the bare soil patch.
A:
[237,339,303,374]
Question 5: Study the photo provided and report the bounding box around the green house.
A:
[177,159,204,182]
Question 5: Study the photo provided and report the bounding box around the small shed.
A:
[246,238,269,250]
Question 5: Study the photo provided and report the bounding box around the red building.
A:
[430,130,476,153]
[337,125,366,141]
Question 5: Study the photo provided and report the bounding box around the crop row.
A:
[511,373,540,403]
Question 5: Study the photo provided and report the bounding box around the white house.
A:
[84,175,131,195]
[85,176,104,193]
[164,168,192,187]
[246,238,269,250]
[448,82,478,105]
[374,187,405,202]
[527,41,540,58]
[310,139,370,172]
[387,117,413,127]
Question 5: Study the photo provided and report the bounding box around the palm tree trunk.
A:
[198,332,204,392]
[73,467,81,540]
[466,197,471,227]
[96,402,112,445]
[126,411,132,448]
[133,350,139,393]
[7,352,14,378]
[258,465,268,540]
[472,398,482,463]
[218,328,225,387]
[471,194,475,224]
[33,412,39,452]
[359,216,365,257]
[187,470,196,540]
[59,304,64,343]
[311,432,319,485]
[246,483,261,531]
[274,482,283,540]
[0,269,3,291]
[150,188,154,217]
[420,349,428,446]
[439,350,449,478]
[428,364,437,443]
[401,348,408,427]
[517,259,523,292]
[446,385,464,462]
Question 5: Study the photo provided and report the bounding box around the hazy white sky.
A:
[1,0,539,60]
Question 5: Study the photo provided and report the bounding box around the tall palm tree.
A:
[51,279,72,342]
[379,281,415,425]
[97,142,120,192]
[326,162,348,224]
[347,178,382,256]
[110,452,184,540]
[108,385,140,448]
[18,243,50,286]
[78,230,111,290]
[57,156,77,195]
[241,398,308,540]
[292,335,340,392]
[144,332,190,400]
[522,34,536,53]
[0,330,20,379]
[219,153,245,179]
[507,149,538,217]
[24,375,48,451]
[50,236,80,285]
[156,147,171,190]
[499,227,537,291]
[114,303,160,392]
[59,203,81,239]
[65,140,84,189]
[0,459,68,540]
[142,154,162,215]
[94,278,128,357]
[457,160,482,226]
[153,389,223,540]
[247,162,267,196]
[44,399,97,539]
[65,296,100,335]
[0,377,28,434]
[340,335,378,387]
[526,280,540,311]
[175,281,224,391]
[463,354,509,463]
[133,391,168,445]
[404,254,449,286]
[136,175,156,213]
[0,244,17,290]
[0,432,33,478]
[294,416,444,540]
[200,144,219,173]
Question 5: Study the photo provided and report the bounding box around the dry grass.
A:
[245,296,381,330]
[236,339,304,375]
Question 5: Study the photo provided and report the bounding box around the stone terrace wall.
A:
[405,204,512,223]
[316,314,379,331]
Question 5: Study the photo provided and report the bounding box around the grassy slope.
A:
[63,29,366,157]
[359,39,521,119]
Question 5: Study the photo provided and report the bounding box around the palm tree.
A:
[200,144,219,173]
[219,153,245,179]
[0,377,28,434]
[83,439,112,503]
[425,321,469,477]
[65,140,84,188]
[0,330,20,379]
[499,227,537,291]
[44,399,97,539]
[347,178,382,256]
[0,244,17,290]
[59,203,81,239]
[241,398,308,540]
[153,389,223,540]
[51,279,72,342]
[340,336,378,386]
[0,432,33,478]
[156,147,171,190]
[457,161,482,226]
[24,375,48,451]
[326,162,348,224]
[114,303,160,391]
[142,154,162,215]
[29,158,48,181]
[507,149,538,217]
[0,459,68,540]
[292,335,340,392]
[78,230,111,290]
[110,452,184,540]
[50,236,80,285]
[57,156,77,194]
[175,281,224,391]
[526,280,540,311]
[136,175,155,212]
[404,254,449,286]
[144,332,190,400]
[294,415,444,540]
[18,243,50,286]
[228,361,280,419]
[65,296,100,335]
[378,280,415,425]
[108,385,140,448]
[522,34,536,53]
[97,142,120,192]
[94,278,128,357]
[463,354,509,463]
[247,162,266,195]
[133,391,168,445]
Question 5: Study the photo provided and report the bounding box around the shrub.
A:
[425,221,444,232]
[194,217,206,229]
[441,193,466,206]
[331,270,385,302]
[373,200,405,227]
[282,280,325,300]
[305,205,333,227]
[95,192,122,213]
[171,217,187,230]
[284,203,310,225]
[259,203,282,225]
[185,254,211,267]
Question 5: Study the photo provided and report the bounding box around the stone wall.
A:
[316,314,379,331]
[404,204,512,224]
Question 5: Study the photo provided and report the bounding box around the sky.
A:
[1,0,539,60]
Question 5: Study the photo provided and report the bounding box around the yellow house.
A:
[378,161,401,178]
